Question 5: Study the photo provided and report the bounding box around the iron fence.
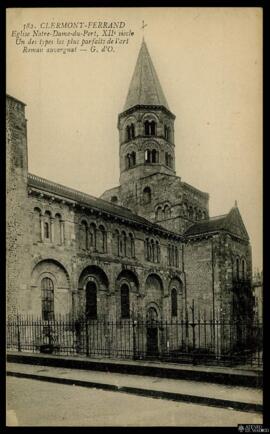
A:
[6,314,263,367]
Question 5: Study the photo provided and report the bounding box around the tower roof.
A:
[123,39,170,112]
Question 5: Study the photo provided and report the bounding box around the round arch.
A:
[142,140,161,152]
[31,258,71,288]
[78,265,109,290]
[116,269,139,292]
[122,115,137,129]
[145,273,164,294]
[168,276,183,292]
[141,112,160,123]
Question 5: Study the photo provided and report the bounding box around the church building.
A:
[6,40,254,357]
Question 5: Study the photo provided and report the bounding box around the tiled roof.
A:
[185,207,249,241]
[123,40,170,112]
[28,173,181,238]
[184,215,228,236]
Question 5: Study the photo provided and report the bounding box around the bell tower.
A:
[118,40,176,185]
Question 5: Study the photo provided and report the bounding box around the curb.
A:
[6,352,263,388]
[7,370,262,414]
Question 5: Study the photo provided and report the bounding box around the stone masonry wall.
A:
[6,96,32,319]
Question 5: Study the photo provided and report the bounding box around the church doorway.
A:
[146,306,159,357]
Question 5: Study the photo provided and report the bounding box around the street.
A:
[6,376,262,427]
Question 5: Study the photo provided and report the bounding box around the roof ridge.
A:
[28,173,183,239]
[28,173,135,213]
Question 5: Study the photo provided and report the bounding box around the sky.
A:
[6,7,262,272]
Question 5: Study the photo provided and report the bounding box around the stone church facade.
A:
[6,41,253,355]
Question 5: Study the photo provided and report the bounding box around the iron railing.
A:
[6,314,263,367]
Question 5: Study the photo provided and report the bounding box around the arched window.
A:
[145,149,151,164]
[126,125,131,141]
[80,220,88,250]
[156,241,160,263]
[171,288,178,317]
[164,205,171,219]
[144,120,156,136]
[33,207,42,242]
[242,259,246,279]
[44,222,49,239]
[126,153,131,169]
[150,121,156,135]
[122,231,127,257]
[164,125,168,140]
[89,223,96,250]
[115,230,120,256]
[150,239,155,262]
[44,211,51,241]
[188,208,194,220]
[175,247,179,268]
[86,281,97,319]
[131,123,135,139]
[156,206,163,220]
[129,233,135,258]
[164,125,171,141]
[41,277,54,320]
[121,284,130,319]
[152,149,159,163]
[144,120,150,135]
[168,245,171,266]
[131,151,136,167]
[143,186,151,204]
[236,257,240,280]
[145,238,150,260]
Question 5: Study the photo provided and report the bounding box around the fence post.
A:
[132,318,137,360]
[16,314,21,352]
[191,299,195,351]
[85,318,89,357]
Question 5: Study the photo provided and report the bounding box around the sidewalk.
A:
[7,360,263,414]
[7,351,263,388]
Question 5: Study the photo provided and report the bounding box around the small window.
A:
[33,208,42,242]
[86,281,97,319]
[171,288,177,317]
[44,222,50,239]
[236,258,240,280]
[131,151,136,167]
[129,233,135,258]
[143,186,151,204]
[41,277,54,320]
[89,223,96,249]
[111,196,118,203]
[242,259,246,279]
[145,149,151,164]
[164,205,171,219]
[144,120,156,136]
[156,241,160,263]
[121,284,130,318]
[131,124,135,139]
[44,211,51,240]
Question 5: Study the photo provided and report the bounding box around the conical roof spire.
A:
[123,40,170,112]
